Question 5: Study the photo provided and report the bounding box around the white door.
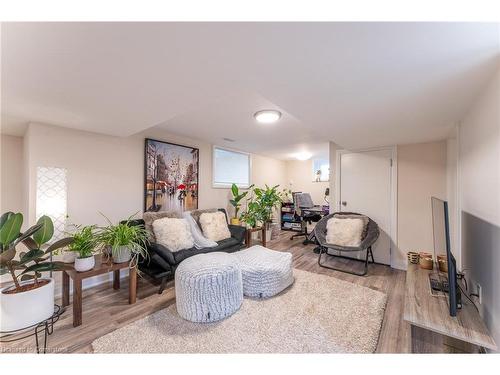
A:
[338,149,393,265]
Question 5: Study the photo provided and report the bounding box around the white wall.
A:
[458,66,500,351]
[396,141,448,268]
[23,123,287,227]
[328,142,340,209]
[8,122,287,292]
[446,135,459,268]
[0,135,24,215]
[285,159,329,205]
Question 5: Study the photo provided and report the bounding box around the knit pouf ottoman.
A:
[175,252,243,323]
[234,245,294,298]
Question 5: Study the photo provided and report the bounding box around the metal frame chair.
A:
[313,212,380,276]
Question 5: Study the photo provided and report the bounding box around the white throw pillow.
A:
[326,217,365,247]
[182,211,218,249]
[152,218,194,252]
[199,211,231,242]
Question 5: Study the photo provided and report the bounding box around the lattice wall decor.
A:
[36,167,67,241]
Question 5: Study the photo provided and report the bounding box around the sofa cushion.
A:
[189,208,218,229]
[215,237,240,251]
[143,210,182,242]
[326,217,367,247]
[153,217,194,252]
[172,238,241,264]
[333,213,369,240]
[199,211,231,242]
[183,211,218,249]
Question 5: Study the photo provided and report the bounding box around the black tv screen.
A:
[431,197,460,316]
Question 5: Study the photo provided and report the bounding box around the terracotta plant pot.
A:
[74,255,95,272]
[0,278,55,331]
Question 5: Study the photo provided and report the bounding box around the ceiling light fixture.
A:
[295,152,312,161]
[254,110,281,124]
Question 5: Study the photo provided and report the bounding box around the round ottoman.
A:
[234,245,294,298]
[175,252,243,323]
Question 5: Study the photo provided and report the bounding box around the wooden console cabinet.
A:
[404,263,496,353]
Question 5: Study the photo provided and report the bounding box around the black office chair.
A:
[290,192,322,243]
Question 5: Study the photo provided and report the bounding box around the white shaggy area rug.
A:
[92,269,387,353]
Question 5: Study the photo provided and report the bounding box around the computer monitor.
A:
[431,197,461,316]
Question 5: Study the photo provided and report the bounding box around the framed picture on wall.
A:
[144,138,199,212]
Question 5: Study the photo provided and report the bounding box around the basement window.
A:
[213,146,251,188]
[313,158,329,182]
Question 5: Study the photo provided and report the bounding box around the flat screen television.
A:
[431,197,461,316]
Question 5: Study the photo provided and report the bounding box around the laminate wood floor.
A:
[1,231,410,353]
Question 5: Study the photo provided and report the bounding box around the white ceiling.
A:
[1,22,499,159]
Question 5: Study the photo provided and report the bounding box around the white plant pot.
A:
[0,278,55,331]
[74,255,95,272]
[62,251,77,264]
[112,246,131,264]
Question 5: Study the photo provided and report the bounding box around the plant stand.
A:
[62,254,137,327]
[245,226,266,248]
[0,304,63,354]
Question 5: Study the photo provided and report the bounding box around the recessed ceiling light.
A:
[254,110,281,124]
[223,137,235,142]
[295,152,312,161]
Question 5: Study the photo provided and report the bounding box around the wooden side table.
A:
[62,254,137,327]
[245,226,266,248]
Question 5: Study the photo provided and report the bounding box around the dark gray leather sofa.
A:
[132,209,246,293]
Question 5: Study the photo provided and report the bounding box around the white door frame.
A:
[335,146,399,269]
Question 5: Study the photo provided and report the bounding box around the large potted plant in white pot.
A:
[97,214,148,265]
[68,225,98,272]
[0,212,73,331]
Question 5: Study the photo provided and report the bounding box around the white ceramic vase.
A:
[62,251,77,263]
[74,255,95,272]
[112,246,131,264]
[0,278,55,331]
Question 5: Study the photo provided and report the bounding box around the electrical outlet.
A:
[477,284,482,305]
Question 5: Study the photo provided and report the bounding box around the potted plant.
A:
[240,199,264,229]
[97,214,148,265]
[240,185,286,240]
[229,183,249,225]
[253,185,285,239]
[0,212,73,331]
[68,225,98,272]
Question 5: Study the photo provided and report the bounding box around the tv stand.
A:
[404,264,496,353]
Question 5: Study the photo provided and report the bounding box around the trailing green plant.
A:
[97,213,148,266]
[67,225,98,259]
[229,183,250,219]
[0,212,73,292]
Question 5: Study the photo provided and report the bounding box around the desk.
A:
[62,255,137,327]
[404,263,496,353]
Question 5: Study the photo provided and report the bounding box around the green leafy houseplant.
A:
[253,185,285,227]
[239,200,265,228]
[240,185,286,229]
[229,183,250,225]
[97,213,148,266]
[67,225,98,258]
[0,212,73,292]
